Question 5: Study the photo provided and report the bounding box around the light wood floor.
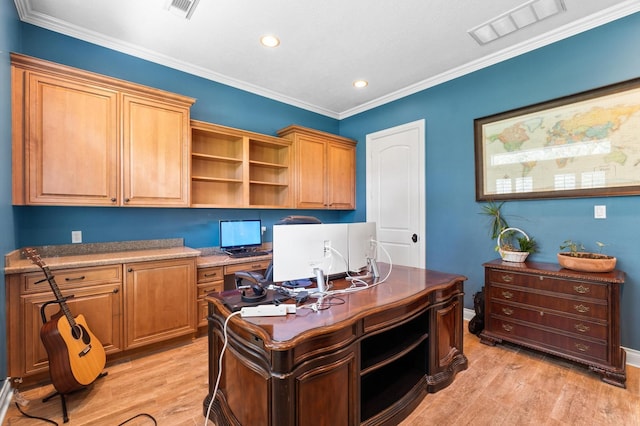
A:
[4,324,639,425]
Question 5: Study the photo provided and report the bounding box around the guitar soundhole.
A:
[72,324,91,345]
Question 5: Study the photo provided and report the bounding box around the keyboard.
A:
[228,250,270,258]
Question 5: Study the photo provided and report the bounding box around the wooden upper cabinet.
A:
[25,72,120,205]
[122,95,191,206]
[277,125,356,210]
[11,53,195,207]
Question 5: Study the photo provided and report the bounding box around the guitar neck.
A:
[24,249,78,328]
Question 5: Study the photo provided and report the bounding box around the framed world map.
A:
[474,77,640,201]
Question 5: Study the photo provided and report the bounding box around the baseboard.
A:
[0,378,12,425]
[462,308,640,368]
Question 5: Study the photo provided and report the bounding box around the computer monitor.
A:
[219,219,262,252]
[272,223,348,284]
[347,222,377,273]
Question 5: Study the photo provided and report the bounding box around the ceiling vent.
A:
[166,0,200,19]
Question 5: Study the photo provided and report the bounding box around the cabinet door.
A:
[295,135,327,209]
[23,284,122,375]
[122,94,191,207]
[26,72,119,205]
[327,141,356,209]
[427,297,465,392]
[124,258,196,348]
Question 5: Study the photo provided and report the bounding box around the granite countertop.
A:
[5,239,272,274]
[5,239,201,274]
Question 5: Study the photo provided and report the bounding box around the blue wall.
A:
[3,1,640,372]
[340,12,640,350]
[14,24,352,249]
[0,0,20,381]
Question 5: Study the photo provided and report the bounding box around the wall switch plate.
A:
[71,230,82,243]
[594,205,606,219]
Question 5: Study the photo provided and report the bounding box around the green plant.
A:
[500,229,538,254]
[480,200,509,239]
[560,240,610,257]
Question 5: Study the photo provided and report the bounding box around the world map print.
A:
[479,85,640,198]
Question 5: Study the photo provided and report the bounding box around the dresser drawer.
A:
[487,317,608,363]
[23,264,122,293]
[488,269,609,300]
[490,301,608,340]
[488,285,608,320]
[224,260,271,275]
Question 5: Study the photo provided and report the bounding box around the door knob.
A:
[411,234,418,243]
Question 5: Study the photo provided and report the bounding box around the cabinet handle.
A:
[501,291,513,299]
[124,198,130,203]
[113,288,119,294]
[501,307,513,315]
[573,285,590,294]
[501,274,513,283]
[574,323,590,333]
[574,304,590,313]
[204,272,218,278]
[127,268,133,273]
[575,343,590,352]
[111,197,117,202]
[64,275,86,282]
[501,323,514,332]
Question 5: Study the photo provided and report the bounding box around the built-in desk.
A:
[204,263,468,426]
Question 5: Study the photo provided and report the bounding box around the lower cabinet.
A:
[6,256,198,382]
[124,258,197,348]
[197,266,224,327]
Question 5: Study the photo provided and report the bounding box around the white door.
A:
[366,119,425,268]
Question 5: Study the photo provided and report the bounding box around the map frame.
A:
[474,76,640,201]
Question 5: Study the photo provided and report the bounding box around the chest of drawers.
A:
[479,259,626,388]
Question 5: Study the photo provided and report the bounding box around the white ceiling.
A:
[13,0,640,119]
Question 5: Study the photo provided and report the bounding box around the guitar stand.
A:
[40,298,108,423]
[42,372,108,423]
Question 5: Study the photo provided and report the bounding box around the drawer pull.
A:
[501,274,513,283]
[574,304,590,313]
[501,307,513,315]
[573,285,590,294]
[502,324,514,332]
[575,343,590,352]
[574,323,590,333]
[204,272,219,278]
[64,275,86,282]
[501,291,514,299]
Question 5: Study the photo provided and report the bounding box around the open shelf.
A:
[190,120,292,208]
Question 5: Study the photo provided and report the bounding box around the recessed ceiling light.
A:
[260,35,280,48]
[353,80,368,88]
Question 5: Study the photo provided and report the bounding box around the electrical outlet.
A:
[594,205,606,219]
[71,230,82,243]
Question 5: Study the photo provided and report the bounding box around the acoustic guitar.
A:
[23,248,106,395]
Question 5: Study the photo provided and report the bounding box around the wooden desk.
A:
[204,264,468,426]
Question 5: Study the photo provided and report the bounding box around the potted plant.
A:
[480,201,537,263]
[497,227,538,263]
[558,240,616,272]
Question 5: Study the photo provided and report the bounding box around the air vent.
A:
[167,0,200,19]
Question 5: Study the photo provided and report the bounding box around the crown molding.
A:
[14,0,640,120]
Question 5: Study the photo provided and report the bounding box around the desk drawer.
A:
[197,266,223,283]
[489,285,607,320]
[225,260,271,275]
[488,269,608,300]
